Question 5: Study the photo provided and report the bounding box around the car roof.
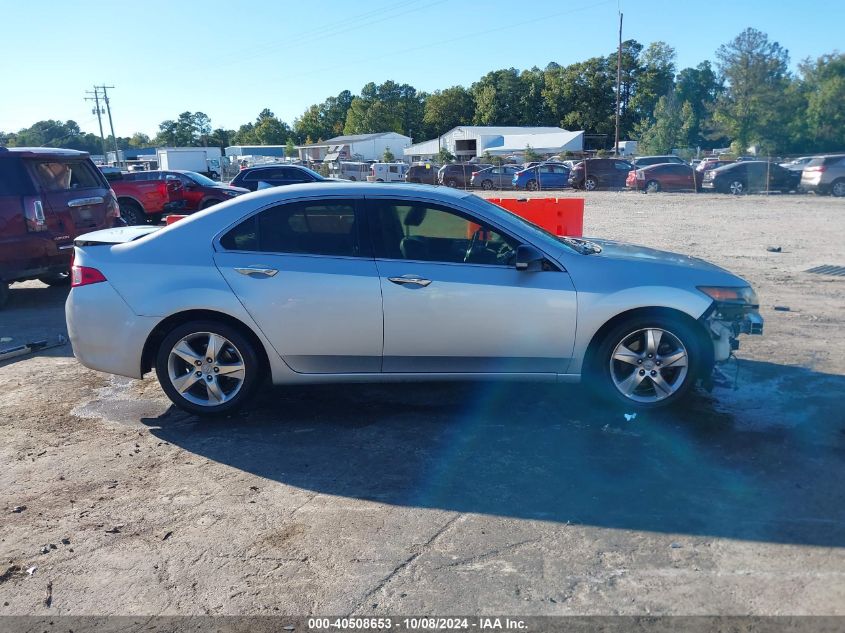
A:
[239,181,473,203]
[0,146,90,159]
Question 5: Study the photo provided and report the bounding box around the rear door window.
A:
[219,200,365,258]
[32,160,103,191]
[0,159,35,195]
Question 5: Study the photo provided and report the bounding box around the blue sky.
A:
[2,0,841,138]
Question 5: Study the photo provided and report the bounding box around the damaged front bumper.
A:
[702,303,763,363]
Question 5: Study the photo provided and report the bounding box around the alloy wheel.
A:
[585,177,597,191]
[167,332,246,407]
[646,180,660,193]
[609,327,689,403]
[832,181,845,197]
[729,180,744,195]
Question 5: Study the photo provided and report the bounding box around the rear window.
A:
[31,160,103,191]
[0,158,35,196]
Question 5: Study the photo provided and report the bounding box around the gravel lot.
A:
[1,190,844,616]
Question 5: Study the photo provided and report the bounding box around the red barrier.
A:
[485,197,584,237]
[165,214,188,225]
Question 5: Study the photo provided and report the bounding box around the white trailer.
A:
[156,148,223,178]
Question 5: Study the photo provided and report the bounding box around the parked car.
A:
[512,163,571,190]
[229,164,326,192]
[568,158,634,190]
[368,162,408,183]
[66,182,763,415]
[701,161,801,194]
[800,155,845,197]
[438,163,490,188]
[470,165,520,190]
[405,163,439,185]
[630,155,687,168]
[126,170,247,213]
[0,147,121,307]
[781,156,815,172]
[626,163,697,193]
[100,167,185,225]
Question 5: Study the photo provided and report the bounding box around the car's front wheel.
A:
[594,314,704,408]
[119,200,146,225]
[155,320,261,416]
[584,176,598,191]
[831,179,845,197]
[481,179,494,190]
[728,180,745,195]
[645,180,661,193]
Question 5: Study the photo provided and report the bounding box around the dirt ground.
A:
[1,190,844,616]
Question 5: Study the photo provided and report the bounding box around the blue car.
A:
[512,163,570,190]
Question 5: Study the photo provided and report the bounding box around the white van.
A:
[367,162,408,183]
[329,161,370,181]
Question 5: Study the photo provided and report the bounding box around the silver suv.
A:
[800,154,845,197]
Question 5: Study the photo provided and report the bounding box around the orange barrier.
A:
[165,214,188,225]
[485,197,584,237]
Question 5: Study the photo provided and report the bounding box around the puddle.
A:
[72,375,170,427]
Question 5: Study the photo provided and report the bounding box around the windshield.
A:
[464,194,601,255]
[184,171,219,187]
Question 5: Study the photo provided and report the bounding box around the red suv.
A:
[0,147,120,307]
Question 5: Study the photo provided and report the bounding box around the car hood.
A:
[582,238,730,273]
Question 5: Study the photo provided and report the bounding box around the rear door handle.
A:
[235,266,278,277]
[388,275,432,287]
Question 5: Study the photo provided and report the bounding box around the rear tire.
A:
[526,179,538,191]
[590,313,705,409]
[831,179,845,197]
[445,178,458,188]
[155,320,262,416]
[481,179,494,190]
[728,180,745,195]
[38,272,71,287]
[645,180,661,193]
[119,200,146,225]
[584,176,598,191]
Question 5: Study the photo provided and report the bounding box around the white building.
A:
[404,126,584,161]
[298,132,412,163]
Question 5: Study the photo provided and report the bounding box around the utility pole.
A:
[97,85,120,167]
[85,88,108,162]
[614,12,623,156]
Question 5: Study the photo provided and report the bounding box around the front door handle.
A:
[388,275,431,287]
[235,266,278,277]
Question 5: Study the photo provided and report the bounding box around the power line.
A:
[84,88,108,158]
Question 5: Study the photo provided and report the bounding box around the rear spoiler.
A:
[74,225,161,246]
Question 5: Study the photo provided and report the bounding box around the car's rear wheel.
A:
[155,321,261,416]
[445,178,458,188]
[593,314,703,409]
[728,180,745,195]
[584,176,598,191]
[38,272,71,286]
[645,180,661,193]
[119,200,146,225]
[481,179,494,190]
[831,179,845,197]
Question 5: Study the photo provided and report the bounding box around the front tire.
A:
[481,179,494,190]
[645,180,661,193]
[526,179,538,191]
[592,314,704,409]
[728,180,745,195]
[584,176,598,191]
[155,320,261,416]
[445,178,458,188]
[831,179,845,197]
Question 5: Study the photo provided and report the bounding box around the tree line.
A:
[2,28,842,157]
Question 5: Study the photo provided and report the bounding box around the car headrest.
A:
[404,206,427,226]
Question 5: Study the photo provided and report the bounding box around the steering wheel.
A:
[464,228,486,263]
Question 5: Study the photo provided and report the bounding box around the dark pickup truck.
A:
[0,147,121,307]
[99,166,184,225]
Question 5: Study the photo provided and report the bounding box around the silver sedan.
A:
[66,183,763,415]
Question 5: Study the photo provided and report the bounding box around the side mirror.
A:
[515,244,544,271]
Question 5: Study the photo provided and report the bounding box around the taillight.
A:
[71,265,107,288]
[105,189,120,219]
[23,196,47,232]
[471,172,478,178]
